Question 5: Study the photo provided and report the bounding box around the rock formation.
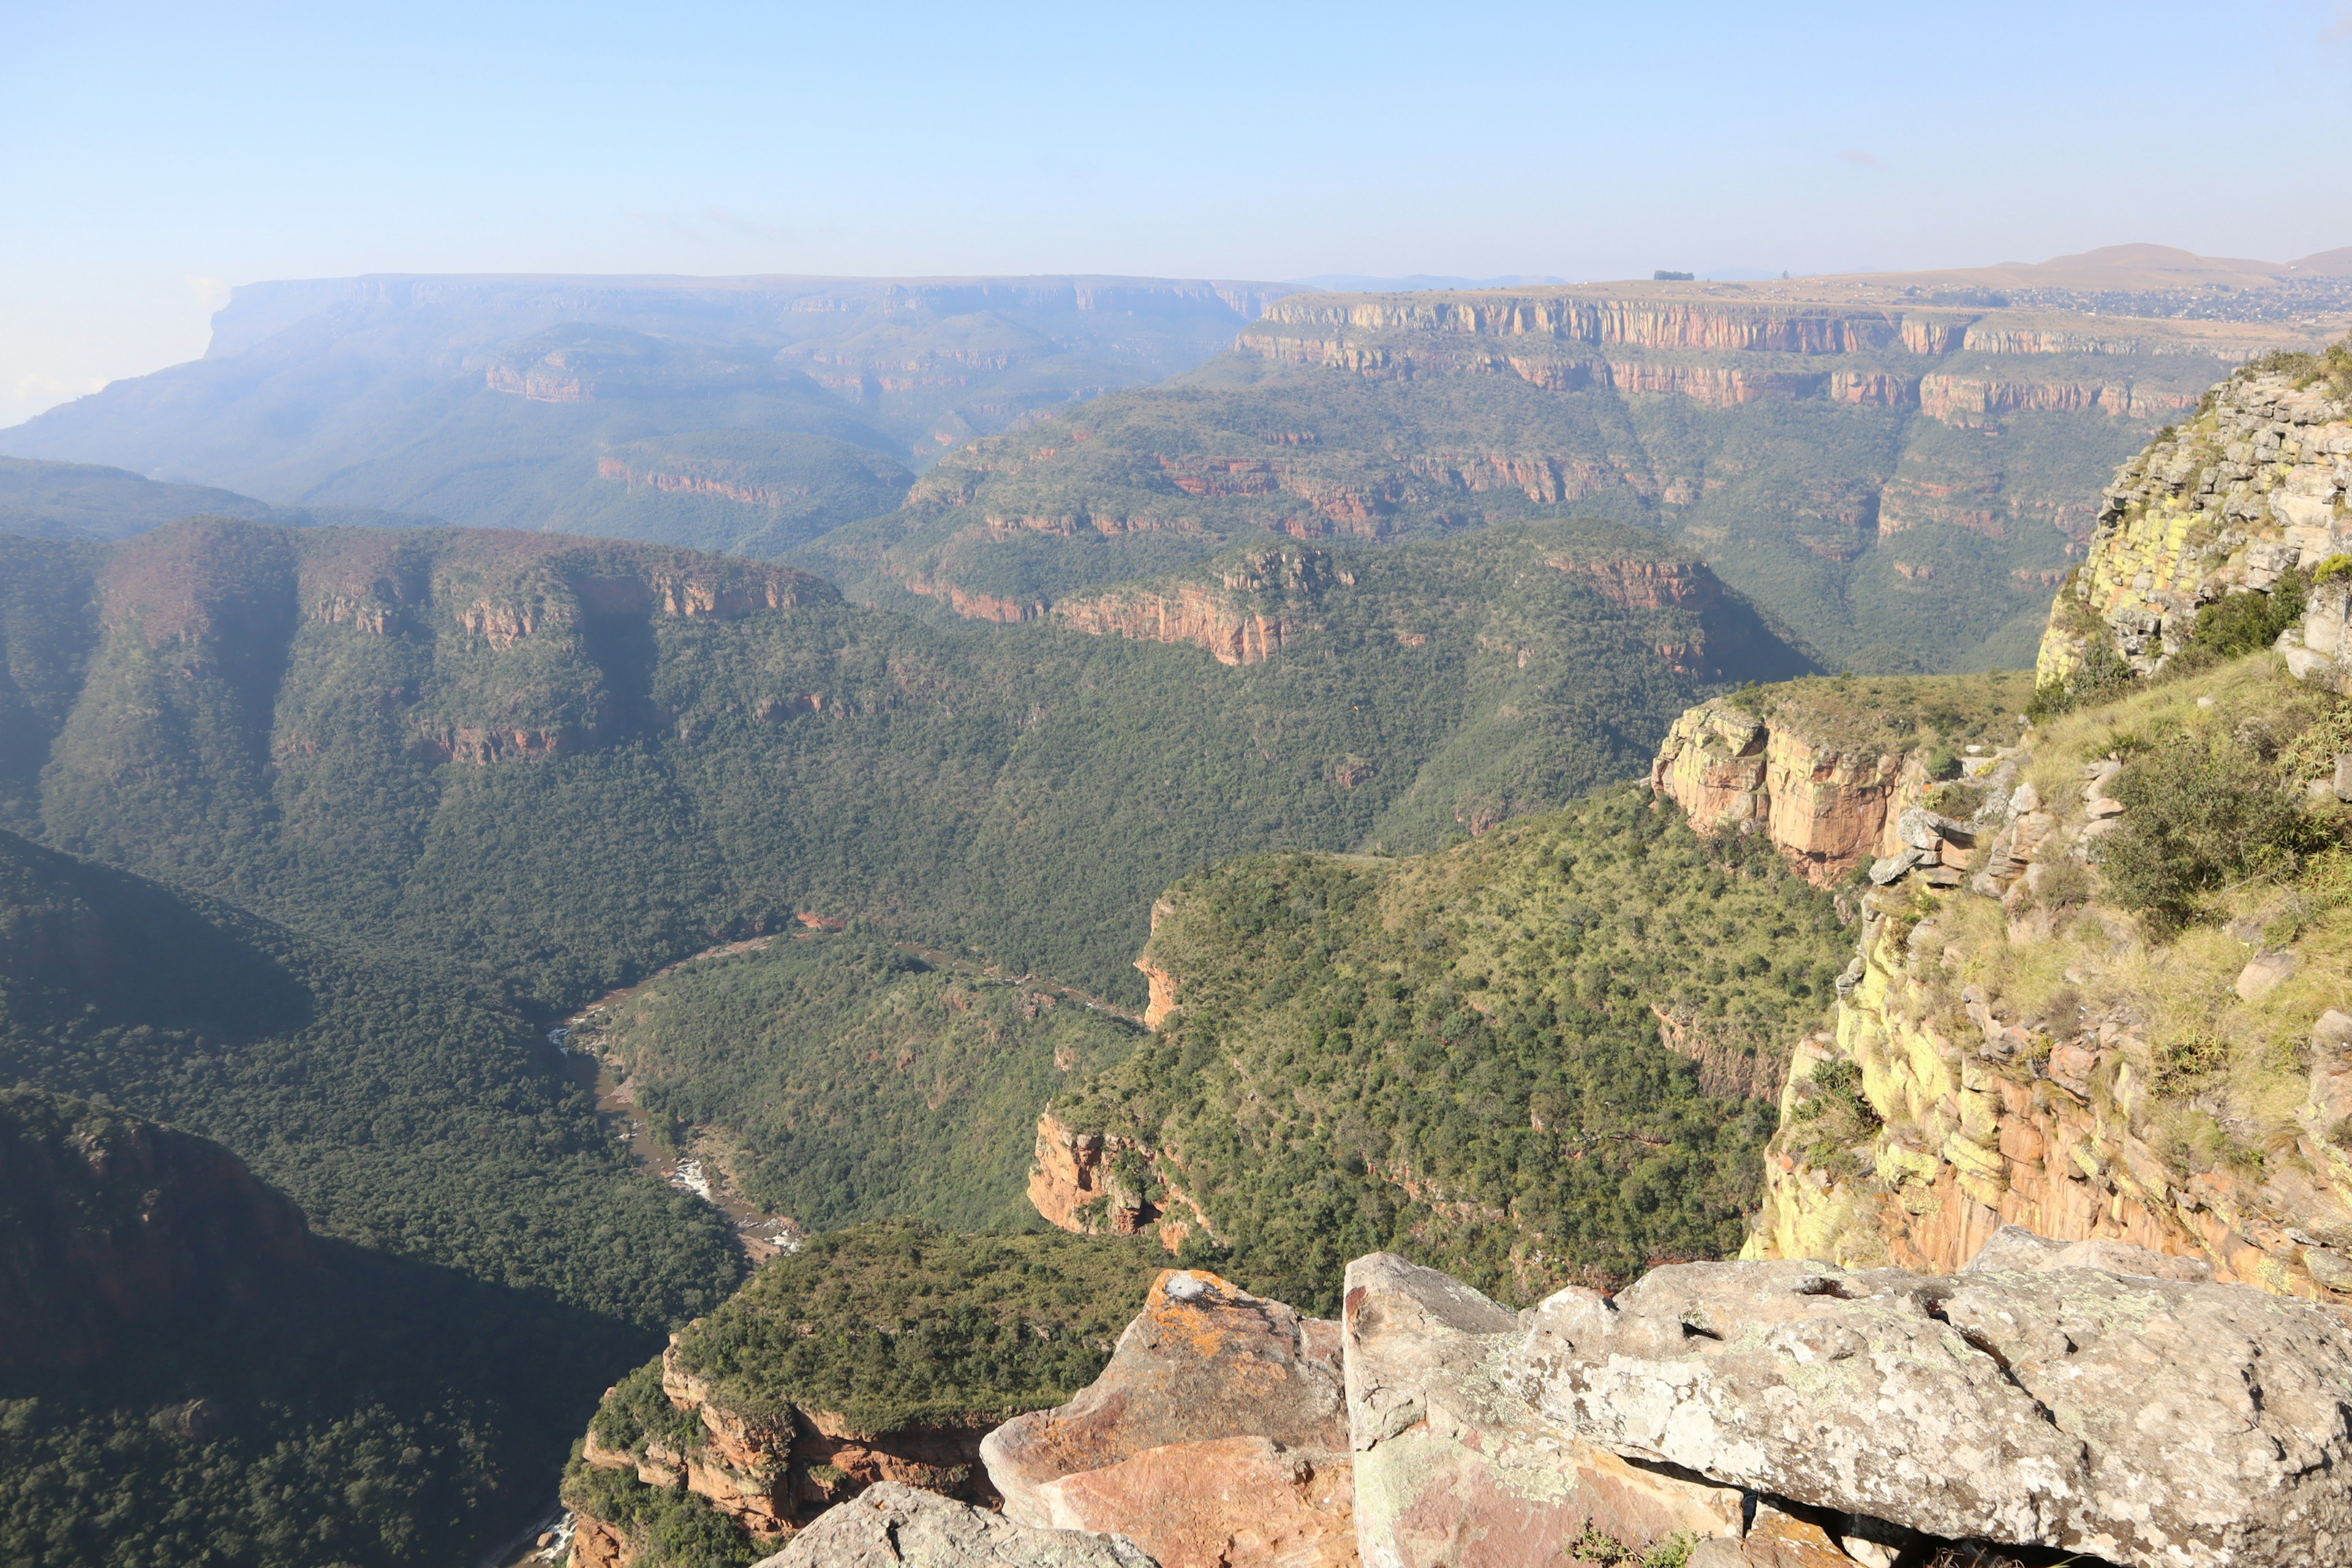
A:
[753,1481,1157,1568]
[2037,349,2351,686]
[1342,1253,1744,1568]
[0,1086,311,1372]
[1509,1256,2352,1567]
[984,1270,1354,1568]
[1740,715,2352,1298]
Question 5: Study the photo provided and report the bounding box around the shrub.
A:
[2100,732,2333,930]
[2181,570,2306,665]
[2027,636,2136,723]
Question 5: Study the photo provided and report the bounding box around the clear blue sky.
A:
[5,0,2350,426]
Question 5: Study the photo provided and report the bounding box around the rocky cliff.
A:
[1649,673,2034,885]
[562,1223,1161,1568]
[753,1247,2352,1568]
[1716,649,2352,1306]
[0,1086,311,1372]
[2037,342,2352,685]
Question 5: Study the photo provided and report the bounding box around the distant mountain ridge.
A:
[0,274,1298,559]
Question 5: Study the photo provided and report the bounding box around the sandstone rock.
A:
[1030,1436,1352,1568]
[756,1481,1156,1568]
[2234,948,2298,1001]
[1895,806,1972,850]
[2045,1235,2213,1282]
[2335,753,2352,803]
[1960,1223,2068,1273]
[1508,1256,2352,1567]
[983,1270,1352,1568]
[1341,1253,1741,1568]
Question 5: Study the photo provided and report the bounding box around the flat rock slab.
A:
[1342,1253,1743,1568]
[984,1270,1353,1568]
[1507,1257,2352,1568]
[757,1482,1156,1568]
[1035,1434,1354,1568]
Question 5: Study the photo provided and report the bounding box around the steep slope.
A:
[6,516,1803,1006]
[807,281,2337,672]
[572,932,1144,1234]
[1031,783,1851,1315]
[562,1223,1162,1568]
[2036,337,2351,690]
[0,825,742,1563]
[0,275,1292,547]
[0,1086,309,1373]
[1736,652,2352,1305]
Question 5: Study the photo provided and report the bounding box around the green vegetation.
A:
[2103,726,2337,933]
[12,519,1795,1008]
[563,1223,1163,1568]
[581,932,1143,1231]
[801,350,2154,674]
[1054,785,1850,1313]
[0,829,740,1564]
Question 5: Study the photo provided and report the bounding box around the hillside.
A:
[804,277,2344,673]
[0,825,742,1563]
[573,932,1145,1234]
[1700,340,2352,1296]
[0,275,1292,549]
[4,516,1803,1007]
[0,456,425,544]
[1028,782,1851,1316]
[562,1222,1164,1568]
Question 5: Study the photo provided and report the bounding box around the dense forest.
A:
[3,516,1801,1008]
[580,933,1144,1232]
[1050,784,1853,1314]
[0,829,739,1566]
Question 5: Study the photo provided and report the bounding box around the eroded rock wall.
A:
[1648,698,1922,884]
[2037,360,2351,685]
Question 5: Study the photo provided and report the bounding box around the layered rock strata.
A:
[984,1270,1355,1568]
[2037,356,2351,685]
[1648,699,1929,884]
[1027,1112,1212,1251]
[1741,735,2352,1302]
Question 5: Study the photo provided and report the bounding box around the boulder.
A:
[1896,807,1973,851]
[756,1482,1156,1568]
[1341,1253,1741,1568]
[1507,1257,2352,1567]
[1959,1223,2068,1273]
[2234,949,2299,1002]
[982,1270,1354,1568]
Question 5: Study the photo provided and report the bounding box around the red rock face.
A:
[984,1270,1357,1568]
[0,1091,312,1374]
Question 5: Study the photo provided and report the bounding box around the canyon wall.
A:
[0,1087,311,1372]
[2038,355,2352,684]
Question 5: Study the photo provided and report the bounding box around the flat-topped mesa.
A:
[2037,347,2352,689]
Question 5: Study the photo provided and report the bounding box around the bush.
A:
[2100,732,2333,930]
[2027,637,2136,723]
[2181,571,2307,665]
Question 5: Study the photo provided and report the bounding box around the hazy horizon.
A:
[7,0,2351,430]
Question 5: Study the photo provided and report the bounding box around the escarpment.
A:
[0,1087,311,1373]
[2038,342,2352,687]
[1708,653,2352,1307]
[1649,672,2034,884]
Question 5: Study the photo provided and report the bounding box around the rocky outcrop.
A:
[984,1270,1354,1568]
[1026,1114,1210,1251]
[1052,548,1340,665]
[1648,700,1922,884]
[756,1482,1156,1568]
[0,1087,311,1372]
[1741,718,2352,1302]
[1509,1256,2352,1567]
[573,1340,998,1541]
[1342,1253,1744,1568]
[2037,352,2351,685]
